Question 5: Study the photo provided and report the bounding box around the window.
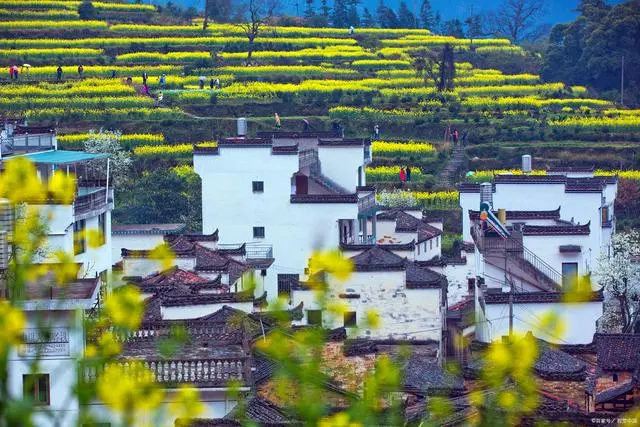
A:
[277,274,298,298]
[430,240,433,250]
[253,227,265,239]
[73,219,86,255]
[307,310,322,326]
[562,263,579,288]
[417,244,420,255]
[98,213,106,246]
[252,181,264,193]
[436,237,439,247]
[613,373,619,382]
[23,374,50,406]
[344,311,357,328]
[602,206,609,225]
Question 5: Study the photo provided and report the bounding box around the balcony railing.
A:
[245,245,273,259]
[106,321,245,343]
[358,192,377,217]
[81,357,250,387]
[75,188,110,216]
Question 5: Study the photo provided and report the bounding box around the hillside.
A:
[1,0,639,234]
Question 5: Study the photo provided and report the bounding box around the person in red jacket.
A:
[399,166,406,185]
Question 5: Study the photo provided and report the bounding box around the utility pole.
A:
[621,56,625,106]
[506,245,513,336]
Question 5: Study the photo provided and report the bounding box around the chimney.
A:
[480,182,493,205]
[237,117,247,137]
[522,155,532,173]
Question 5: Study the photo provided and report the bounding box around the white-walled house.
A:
[8,278,100,427]
[291,245,447,343]
[458,169,614,345]
[0,128,115,279]
[194,131,376,303]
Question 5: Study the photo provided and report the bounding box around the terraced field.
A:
[2,0,639,232]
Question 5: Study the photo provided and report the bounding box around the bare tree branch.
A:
[487,0,546,42]
[234,0,281,62]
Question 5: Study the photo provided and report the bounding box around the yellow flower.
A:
[497,390,516,409]
[149,243,175,271]
[319,412,361,427]
[169,386,206,421]
[0,301,26,353]
[97,331,122,357]
[534,311,566,343]
[86,229,105,248]
[50,250,79,285]
[97,362,164,413]
[365,309,381,329]
[0,157,46,204]
[308,250,353,282]
[48,170,76,204]
[104,285,143,330]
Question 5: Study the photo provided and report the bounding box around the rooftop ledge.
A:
[290,194,358,204]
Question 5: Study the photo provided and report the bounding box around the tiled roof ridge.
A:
[468,206,561,220]
[340,240,416,251]
[522,222,591,236]
[290,194,359,204]
[484,289,604,304]
[160,290,256,307]
[112,223,186,235]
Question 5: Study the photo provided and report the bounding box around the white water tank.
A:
[237,117,247,137]
[522,154,532,173]
[480,182,493,205]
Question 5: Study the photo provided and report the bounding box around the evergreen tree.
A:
[361,7,376,27]
[78,1,97,20]
[442,19,465,38]
[332,0,349,27]
[398,1,417,28]
[376,0,398,28]
[419,0,433,30]
[304,0,315,19]
[432,10,442,33]
[318,0,330,25]
[346,0,360,27]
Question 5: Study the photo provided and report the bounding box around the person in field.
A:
[275,113,281,129]
[399,166,406,185]
[77,65,84,79]
[56,66,63,81]
[406,165,412,182]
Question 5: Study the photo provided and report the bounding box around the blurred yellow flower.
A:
[365,309,381,329]
[97,362,164,413]
[48,170,76,204]
[97,331,122,357]
[497,390,516,409]
[169,386,206,420]
[308,250,353,282]
[0,301,26,353]
[0,157,46,203]
[319,412,362,427]
[104,285,143,330]
[86,229,105,248]
[149,242,175,271]
[534,311,566,343]
[50,250,79,285]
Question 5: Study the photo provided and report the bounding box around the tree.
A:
[411,49,441,88]
[442,19,465,38]
[82,130,132,187]
[465,14,485,50]
[319,0,330,21]
[376,0,398,29]
[597,231,640,333]
[346,0,360,27]
[332,0,349,27]
[235,0,280,61]
[304,0,315,19]
[361,7,376,27]
[203,0,233,29]
[419,0,433,30]
[78,1,97,20]
[398,1,417,28]
[432,10,442,33]
[488,0,546,42]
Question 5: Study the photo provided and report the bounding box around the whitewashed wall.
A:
[161,301,254,320]
[478,300,602,344]
[122,256,196,278]
[111,234,165,263]
[317,145,363,190]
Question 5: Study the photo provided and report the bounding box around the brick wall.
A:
[595,371,633,394]
[535,378,586,410]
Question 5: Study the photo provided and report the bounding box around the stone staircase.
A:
[439,144,466,187]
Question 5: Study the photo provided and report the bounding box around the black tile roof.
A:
[340,241,416,251]
[405,262,447,289]
[165,230,219,243]
[402,354,465,396]
[595,334,640,371]
[534,342,588,380]
[224,397,296,425]
[290,194,359,203]
[349,245,406,271]
[343,339,378,356]
[494,175,568,184]
[468,207,561,221]
[547,166,595,173]
[112,223,186,235]
[318,138,370,146]
[595,381,635,404]
[160,290,256,307]
[253,353,280,385]
[484,290,603,304]
[522,222,591,236]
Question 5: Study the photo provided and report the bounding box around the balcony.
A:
[75,187,113,217]
[81,357,251,388]
[358,191,378,218]
[217,243,274,259]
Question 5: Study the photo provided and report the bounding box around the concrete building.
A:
[194,131,376,303]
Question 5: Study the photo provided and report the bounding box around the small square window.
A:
[253,227,265,239]
[23,374,50,406]
[344,311,357,328]
[307,310,322,326]
[252,181,264,192]
[278,273,298,298]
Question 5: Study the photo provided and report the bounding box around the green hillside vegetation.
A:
[1,0,639,231]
